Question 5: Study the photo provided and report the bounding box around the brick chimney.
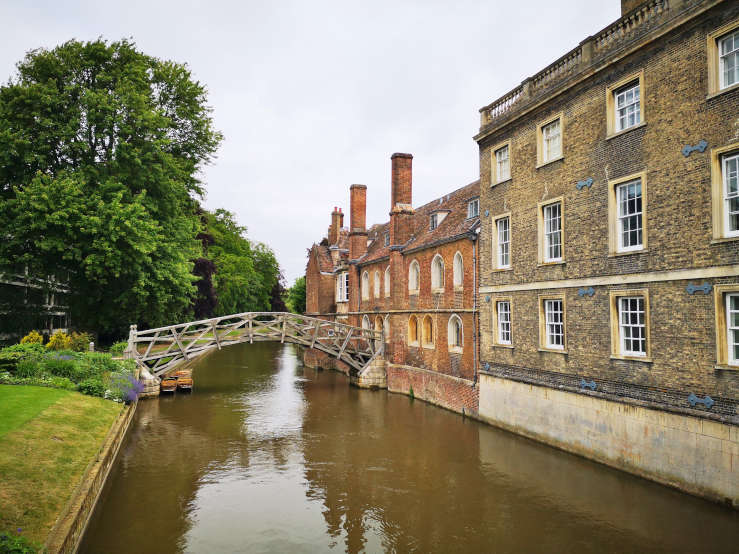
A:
[329,206,343,245]
[621,0,644,14]
[349,184,367,260]
[389,153,414,246]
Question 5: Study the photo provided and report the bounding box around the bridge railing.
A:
[125,312,383,377]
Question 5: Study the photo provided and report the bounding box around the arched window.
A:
[384,267,391,297]
[408,260,420,293]
[373,270,380,298]
[362,271,369,300]
[408,315,418,345]
[362,315,371,330]
[374,316,383,350]
[422,315,434,347]
[448,314,463,350]
[383,315,390,342]
[453,252,463,287]
[431,254,445,291]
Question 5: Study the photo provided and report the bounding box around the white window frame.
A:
[497,216,511,268]
[497,301,511,345]
[719,29,739,90]
[544,299,564,350]
[614,81,641,132]
[727,293,739,366]
[723,152,739,237]
[431,254,445,292]
[616,178,644,252]
[384,232,390,246]
[495,145,510,182]
[453,252,463,288]
[448,314,463,351]
[336,271,349,302]
[384,266,391,298]
[430,213,438,230]
[467,198,480,219]
[542,119,561,162]
[618,296,647,357]
[408,260,420,293]
[543,202,562,263]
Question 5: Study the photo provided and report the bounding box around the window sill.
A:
[610,354,653,363]
[408,342,419,348]
[710,235,739,245]
[409,290,419,296]
[707,82,739,100]
[714,364,739,371]
[538,347,567,355]
[448,346,463,354]
[493,266,513,273]
[432,288,445,294]
[492,343,514,349]
[537,260,565,267]
[491,178,512,188]
[608,248,648,258]
[605,120,646,141]
[422,344,435,350]
[536,155,564,169]
[454,286,464,292]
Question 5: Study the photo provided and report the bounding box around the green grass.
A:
[0,385,122,544]
[0,386,70,439]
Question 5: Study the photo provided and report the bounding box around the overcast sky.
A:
[1,0,619,284]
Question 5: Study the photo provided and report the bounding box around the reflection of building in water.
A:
[0,266,70,342]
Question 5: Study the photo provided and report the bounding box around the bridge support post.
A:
[352,357,387,390]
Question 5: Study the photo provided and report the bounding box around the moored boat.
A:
[174,369,193,391]
[160,375,177,393]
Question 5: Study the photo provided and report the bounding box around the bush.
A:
[69,331,93,352]
[19,330,43,345]
[0,372,76,391]
[77,377,106,397]
[41,355,85,381]
[0,344,45,372]
[109,341,128,356]
[78,352,118,376]
[46,331,71,351]
[15,359,42,379]
[0,530,39,554]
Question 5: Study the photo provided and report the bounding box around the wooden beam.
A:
[338,328,353,359]
[211,321,221,349]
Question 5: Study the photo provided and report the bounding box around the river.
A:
[79,342,738,553]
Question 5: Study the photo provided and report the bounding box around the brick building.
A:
[475,0,738,504]
[305,153,480,414]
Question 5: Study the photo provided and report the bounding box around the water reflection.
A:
[80,343,738,554]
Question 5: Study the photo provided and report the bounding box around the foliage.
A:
[0,344,45,372]
[0,372,77,391]
[19,331,42,345]
[0,530,39,554]
[109,341,128,356]
[77,377,106,397]
[286,276,306,314]
[46,331,71,351]
[69,331,93,352]
[0,38,222,338]
[269,273,287,312]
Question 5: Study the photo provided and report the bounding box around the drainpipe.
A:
[471,230,479,385]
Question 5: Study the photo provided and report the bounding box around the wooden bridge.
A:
[124,312,384,378]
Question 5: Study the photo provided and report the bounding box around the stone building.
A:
[475,0,738,504]
[305,153,480,414]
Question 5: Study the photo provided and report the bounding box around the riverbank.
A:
[0,385,121,546]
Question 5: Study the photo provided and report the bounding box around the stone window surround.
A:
[431,254,445,293]
[408,259,420,295]
[605,70,646,138]
[710,141,739,242]
[536,112,564,168]
[422,315,434,349]
[707,18,739,98]
[609,288,653,362]
[714,283,739,370]
[447,313,463,353]
[407,314,419,346]
[491,296,514,348]
[538,292,567,354]
[492,213,512,271]
[537,197,565,266]
[608,171,648,256]
[490,139,512,186]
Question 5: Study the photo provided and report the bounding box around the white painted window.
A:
[495,145,510,182]
[467,198,480,218]
[497,301,511,345]
[336,272,349,302]
[497,216,510,268]
[723,153,739,237]
[720,29,739,90]
[619,296,646,356]
[727,293,739,365]
[408,260,420,292]
[543,203,562,262]
[448,315,463,348]
[373,270,380,298]
[544,299,564,349]
[617,179,643,251]
[384,232,390,246]
[384,267,390,297]
[453,252,463,287]
[430,213,438,230]
[361,271,369,300]
[542,119,561,162]
[614,82,641,131]
[431,254,445,291]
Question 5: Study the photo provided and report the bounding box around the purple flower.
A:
[16,528,22,534]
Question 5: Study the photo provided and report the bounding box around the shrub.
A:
[0,530,39,554]
[15,359,42,379]
[77,377,106,397]
[69,331,93,352]
[46,331,71,351]
[78,352,118,376]
[106,369,144,403]
[0,344,45,372]
[41,355,85,382]
[109,341,128,356]
[19,330,43,345]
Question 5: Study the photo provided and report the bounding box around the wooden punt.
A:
[160,375,178,393]
[173,369,193,391]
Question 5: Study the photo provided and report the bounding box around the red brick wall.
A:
[305,249,335,315]
[387,363,479,416]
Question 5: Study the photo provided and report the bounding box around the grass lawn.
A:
[0,385,122,545]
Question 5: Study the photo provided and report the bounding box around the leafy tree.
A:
[0,39,222,338]
[286,276,306,314]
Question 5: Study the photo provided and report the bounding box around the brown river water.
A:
[79,342,738,553]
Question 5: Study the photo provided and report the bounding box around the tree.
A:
[0,39,222,338]
[286,276,306,314]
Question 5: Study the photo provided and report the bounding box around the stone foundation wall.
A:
[387,363,479,417]
[478,373,738,507]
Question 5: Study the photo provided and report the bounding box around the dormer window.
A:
[467,198,479,218]
[430,213,438,230]
[384,232,390,246]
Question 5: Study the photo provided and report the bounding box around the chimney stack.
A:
[329,206,342,245]
[389,153,414,246]
[349,184,367,260]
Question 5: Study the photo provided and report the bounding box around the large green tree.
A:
[286,276,306,314]
[0,39,222,338]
